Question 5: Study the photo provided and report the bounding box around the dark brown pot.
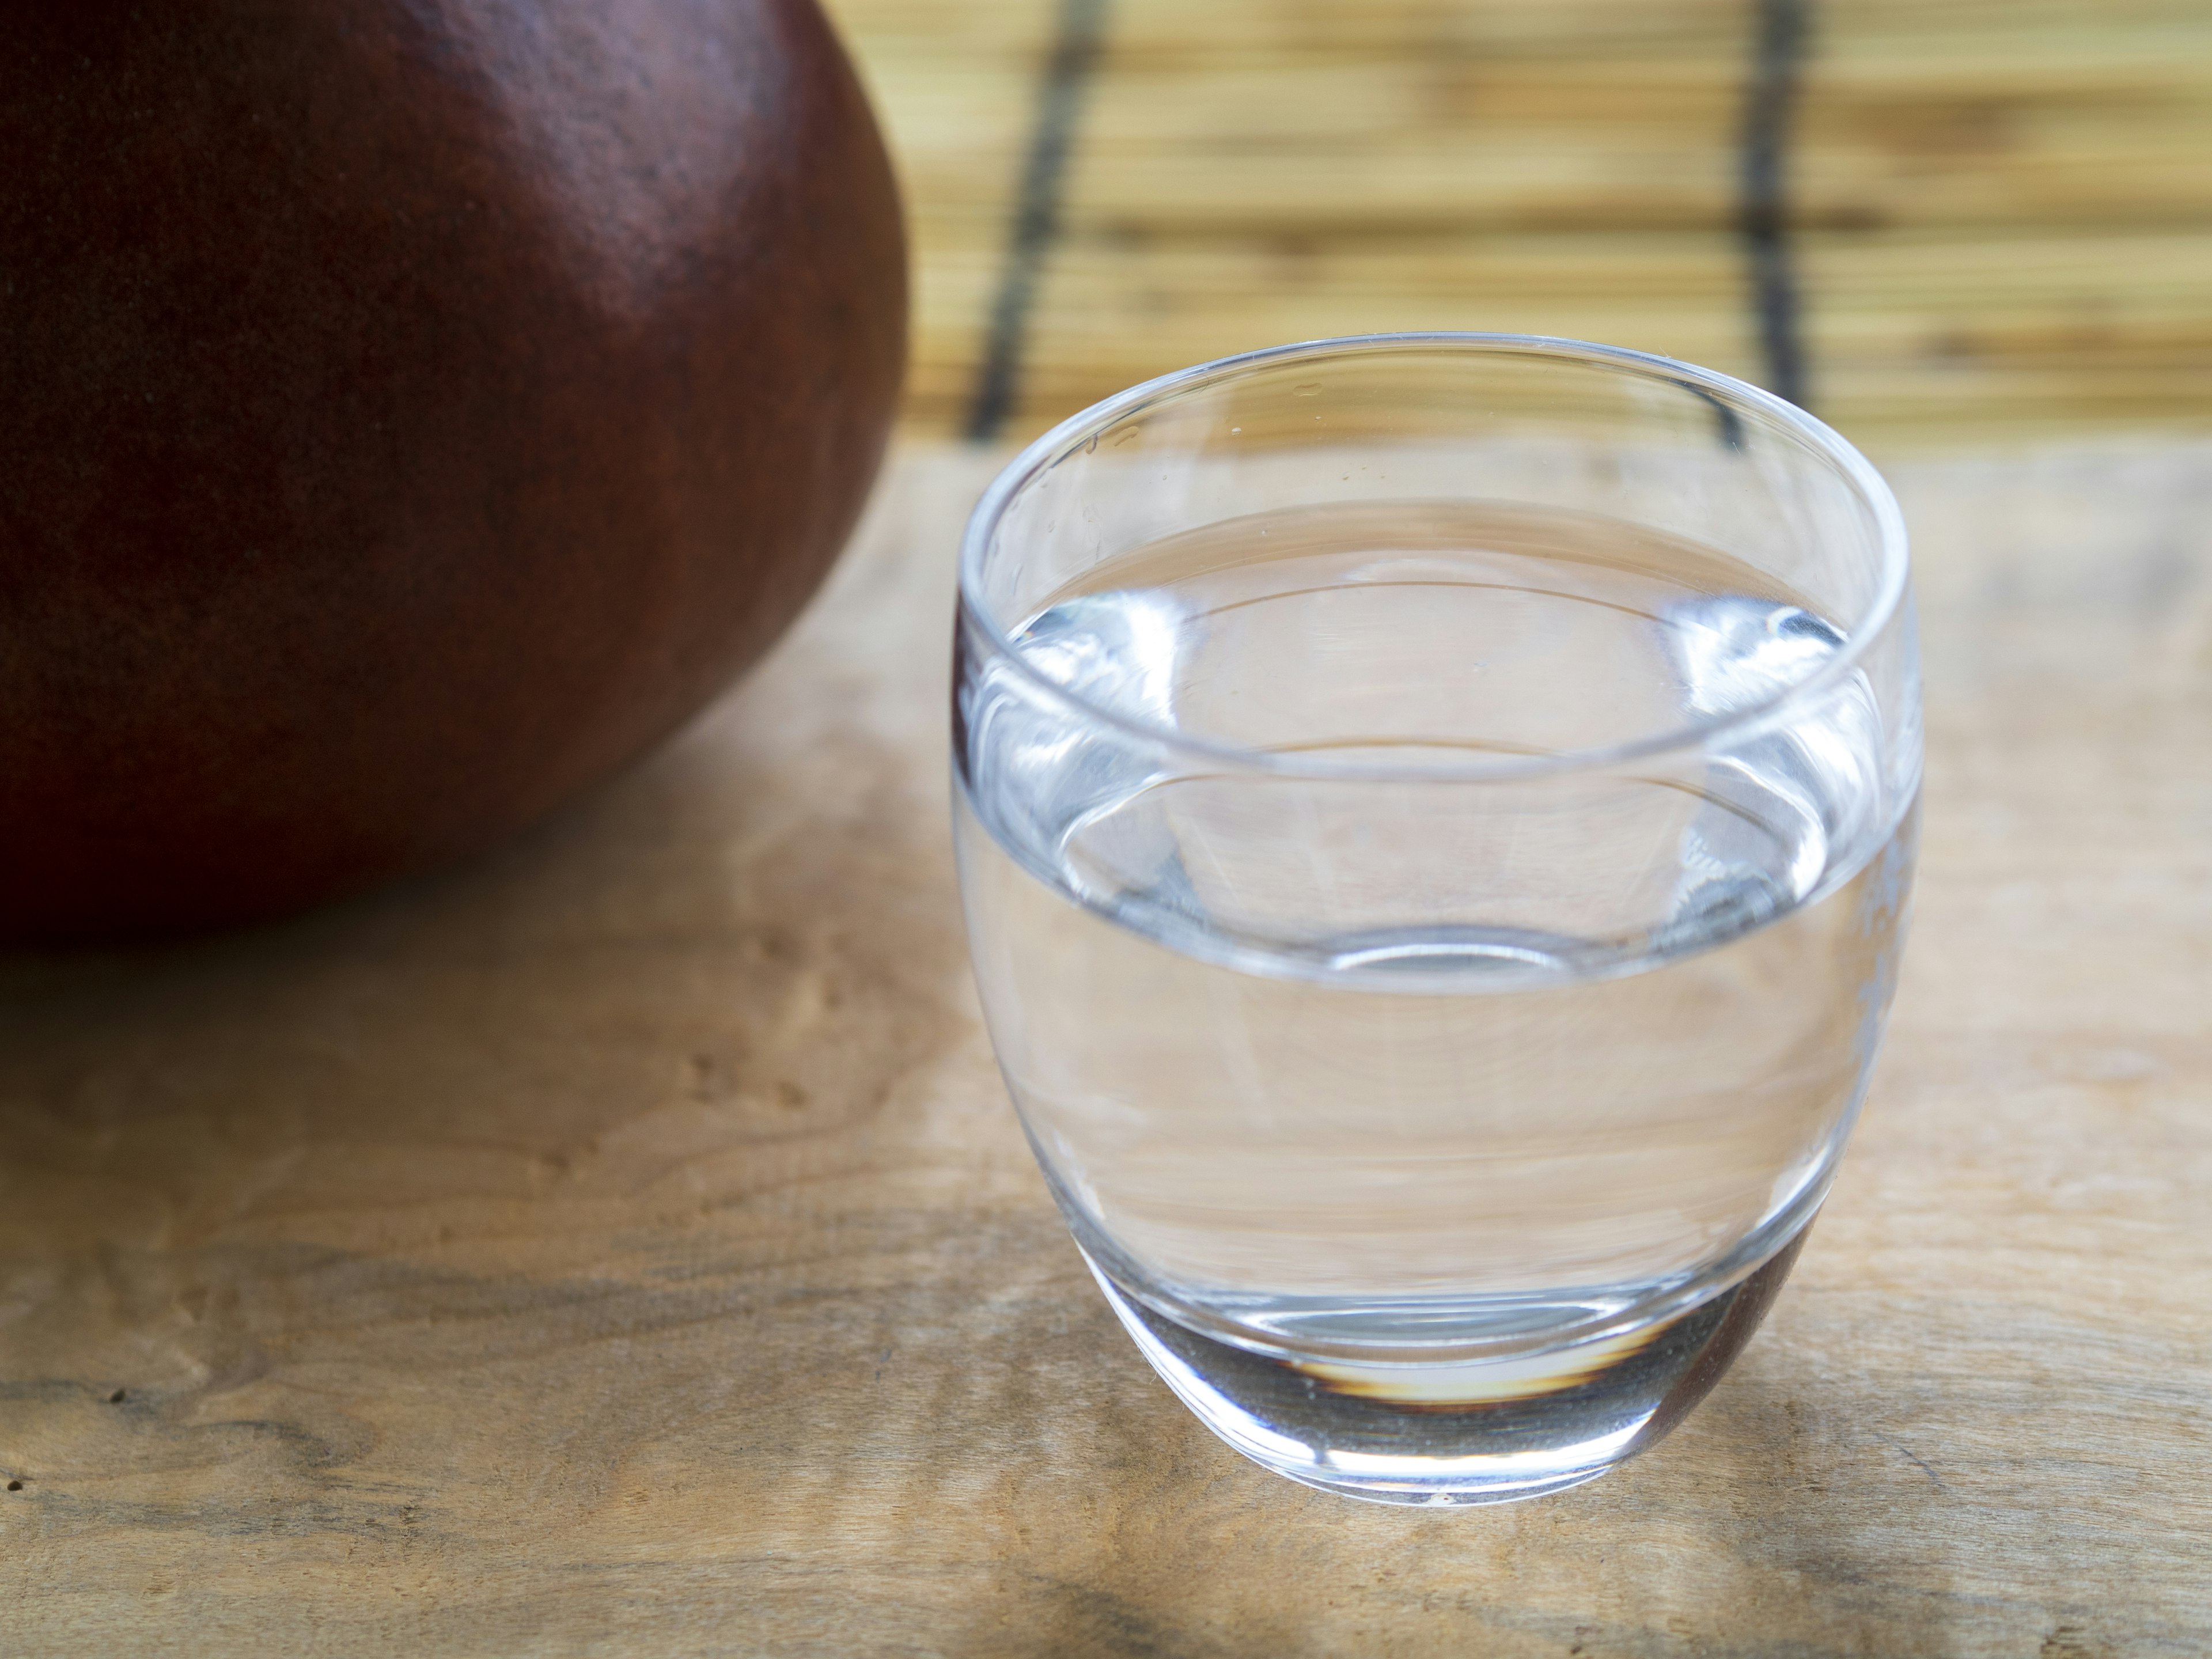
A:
[0,0,906,942]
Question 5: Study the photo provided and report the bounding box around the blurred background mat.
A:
[824,0,2212,449]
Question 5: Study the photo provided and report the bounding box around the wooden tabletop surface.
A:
[4,440,2208,1656]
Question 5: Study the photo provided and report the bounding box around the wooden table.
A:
[2,441,2207,1654]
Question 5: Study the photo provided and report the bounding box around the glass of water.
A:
[952,334,1918,1505]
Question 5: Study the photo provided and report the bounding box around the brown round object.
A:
[0,0,906,942]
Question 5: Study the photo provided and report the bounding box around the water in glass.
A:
[957,497,1914,1503]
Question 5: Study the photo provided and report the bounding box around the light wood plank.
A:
[1804,229,2212,442]
[2,441,2210,1654]
[1007,234,1762,436]
[823,0,1057,431]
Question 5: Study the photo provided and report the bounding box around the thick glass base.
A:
[1086,1225,1809,1506]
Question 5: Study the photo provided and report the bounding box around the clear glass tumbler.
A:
[952,335,1918,1505]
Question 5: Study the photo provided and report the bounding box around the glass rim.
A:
[958,331,1911,785]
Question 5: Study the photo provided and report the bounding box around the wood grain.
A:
[824,0,2212,445]
[3,442,2209,1656]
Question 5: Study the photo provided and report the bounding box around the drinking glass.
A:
[952,334,1918,1505]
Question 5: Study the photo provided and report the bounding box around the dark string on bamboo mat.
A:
[1742,0,1813,410]
[965,0,1110,443]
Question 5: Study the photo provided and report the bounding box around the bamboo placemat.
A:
[825,0,2212,448]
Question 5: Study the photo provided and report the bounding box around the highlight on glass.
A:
[953,334,1919,1505]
